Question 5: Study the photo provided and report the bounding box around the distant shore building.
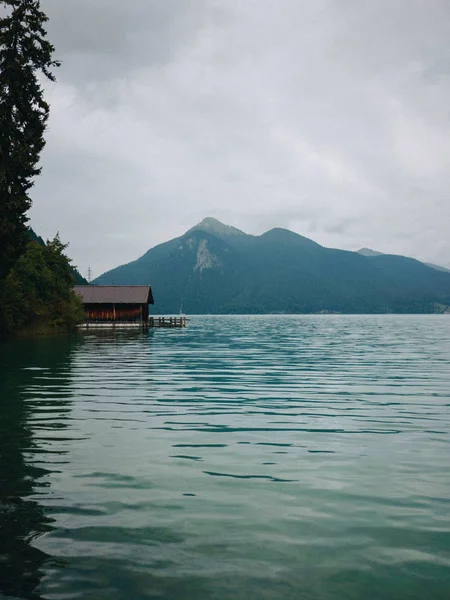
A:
[74,285,154,325]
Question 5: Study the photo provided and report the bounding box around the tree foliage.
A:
[0,235,84,334]
[0,2,83,334]
[0,0,60,277]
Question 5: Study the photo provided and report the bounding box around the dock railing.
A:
[79,316,187,329]
[148,317,187,328]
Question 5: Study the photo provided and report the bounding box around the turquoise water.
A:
[1,315,450,599]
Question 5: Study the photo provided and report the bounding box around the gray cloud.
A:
[29,0,450,276]
[43,0,207,82]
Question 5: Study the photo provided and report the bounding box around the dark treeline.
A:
[0,0,83,334]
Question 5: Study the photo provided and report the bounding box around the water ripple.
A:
[1,315,450,600]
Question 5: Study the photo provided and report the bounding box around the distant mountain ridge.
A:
[357,247,450,273]
[94,218,450,314]
[357,247,384,257]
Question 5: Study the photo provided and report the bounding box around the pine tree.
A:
[0,0,59,278]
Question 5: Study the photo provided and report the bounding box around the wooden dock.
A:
[79,317,187,329]
[149,317,187,328]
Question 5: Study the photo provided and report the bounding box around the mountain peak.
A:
[188,217,246,238]
[261,227,322,247]
[357,247,384,257]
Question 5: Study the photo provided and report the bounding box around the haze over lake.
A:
[1,315,450,599]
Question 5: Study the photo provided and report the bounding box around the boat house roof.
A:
[74,285,154,305]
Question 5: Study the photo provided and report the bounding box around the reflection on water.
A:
[1,316,450,600]
[0,337,78,599]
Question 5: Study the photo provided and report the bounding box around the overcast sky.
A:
[28,0,450,276]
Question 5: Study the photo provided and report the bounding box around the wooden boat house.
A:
[74,285,186,327]
[74,285,154,326]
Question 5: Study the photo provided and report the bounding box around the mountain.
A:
[357,247,384,257]
[187,217,246,239]
[357,247,450,273]
[94,219,450,314]
[423,262,450,274]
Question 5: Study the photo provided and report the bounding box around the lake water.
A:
[1,315,450,600]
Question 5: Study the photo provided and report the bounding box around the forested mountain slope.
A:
[95,218,450,314]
